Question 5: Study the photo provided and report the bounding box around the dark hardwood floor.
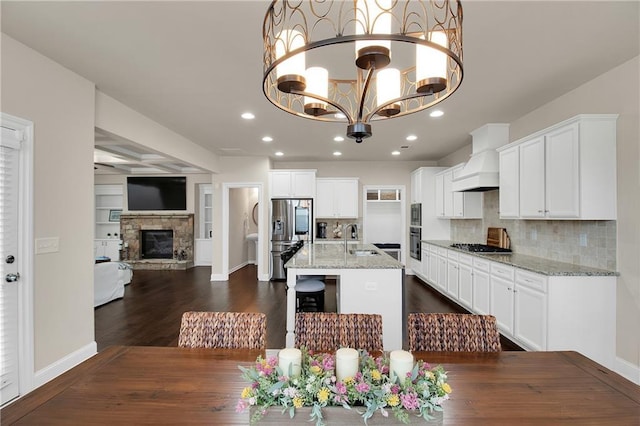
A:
[95,265,522,351]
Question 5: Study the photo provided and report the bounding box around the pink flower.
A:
[335,382,347,394]
[322,355,335,370]
[355,382,370,393]
[400,392,420,410]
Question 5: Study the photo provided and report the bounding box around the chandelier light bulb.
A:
[355,0,392,70]
[275,29,306,93]
[417,31,449,94]
[376,68,401,116]
[304,67,329,115]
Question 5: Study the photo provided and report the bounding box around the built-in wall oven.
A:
[409,227,421,260]
[410,203,422,226]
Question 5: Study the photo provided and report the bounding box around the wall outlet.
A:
[35,237,59,254]
[530,229,537,241]
[579,233,588,247]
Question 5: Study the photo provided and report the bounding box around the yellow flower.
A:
[293,396,304,408]
[425,371,435,381]
[371,369,381,381]
[442,383,452,394]
[343,377,354,385]
[387,394,400,407]
[310,365,322,375]
[317,387,330,403]
[241,387,252,398]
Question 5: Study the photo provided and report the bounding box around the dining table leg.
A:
[285,271,297,347]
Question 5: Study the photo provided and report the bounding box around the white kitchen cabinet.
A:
[435,166,482,219]
[446,251,459,299]
[269,170,316,198]
[428,245,439,286]
[489,263,515,335]
[94,239,120,260]
[498,146,519,219]
[471,258,491,315]
[434,173,445,217]
[514,270,547,351]
[457,254,473,309]
[498,114,617,220]
[421,246,430,279]
[316,178,358,218]
[410,168,423,204]
[436,249,448,292]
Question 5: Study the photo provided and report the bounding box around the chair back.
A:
[407,313,501,352]
[294,313,383,352]
[178,311,266,350]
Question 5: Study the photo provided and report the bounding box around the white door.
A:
[0,123,22,405]
[545,123,580,218]
[519,136,546,218]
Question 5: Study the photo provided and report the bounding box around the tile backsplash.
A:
[450,190,616,271]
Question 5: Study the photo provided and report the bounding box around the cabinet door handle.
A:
[537,210,544,213]
[507,287,512,291]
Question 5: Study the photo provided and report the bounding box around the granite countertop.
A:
[286,242,404,270]
[423,240,618,277]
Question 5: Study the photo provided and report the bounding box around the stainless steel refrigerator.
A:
[270,198,313,280]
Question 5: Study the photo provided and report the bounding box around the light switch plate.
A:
[36,237,59,254]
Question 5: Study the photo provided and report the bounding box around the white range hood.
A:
[452,123,510,192]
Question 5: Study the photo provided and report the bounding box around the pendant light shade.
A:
[416,31,449,94]
[355,0,392,70]
[376,68,401,116]
[304,67,329,115]
[275,29,306,93]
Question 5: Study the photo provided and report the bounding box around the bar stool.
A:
[295,277,325,312]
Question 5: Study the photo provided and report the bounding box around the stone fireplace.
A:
[120,214,194,270]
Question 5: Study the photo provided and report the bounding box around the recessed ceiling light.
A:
[241,112,255,120]
[333,151,342,156]
[406,135,417,141]
[275,151,284,156]
[429,110,444,118]
[334,136,344,142]
[262,136,273,142]
[392,151,401,156]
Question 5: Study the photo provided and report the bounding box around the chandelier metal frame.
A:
[262,0,464,143]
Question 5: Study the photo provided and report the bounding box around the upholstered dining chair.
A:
[407,313,502,352]
[294,312,383,352]
[178,311,266,350]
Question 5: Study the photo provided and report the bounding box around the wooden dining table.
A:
[2,346,639,425]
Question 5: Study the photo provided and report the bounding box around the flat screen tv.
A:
[127,176,187,211]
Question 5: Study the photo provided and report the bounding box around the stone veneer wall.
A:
[450,190,617,271]
[120,214,194,263]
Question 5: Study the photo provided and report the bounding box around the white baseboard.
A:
[33,341,97,390]
[615,356,640,385]
[210,273,227,281]
[229,261,249,275]
[258,273,270,281]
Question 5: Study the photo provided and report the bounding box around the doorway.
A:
[221,183,264,281]
[0,113,34,406]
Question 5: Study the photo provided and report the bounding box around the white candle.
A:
[390,350,414,383]
[335,348,359,382]
[278,348,302,377]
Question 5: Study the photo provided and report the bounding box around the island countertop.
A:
[285,242,404,270]
[423,240,618,277]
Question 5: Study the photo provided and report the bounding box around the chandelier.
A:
[262,0,463,143]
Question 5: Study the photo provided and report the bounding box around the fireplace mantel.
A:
[120,214,194,270]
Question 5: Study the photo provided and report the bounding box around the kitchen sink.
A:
[349,249,380,256]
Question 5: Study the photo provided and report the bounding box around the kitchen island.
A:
[285,242,404,350]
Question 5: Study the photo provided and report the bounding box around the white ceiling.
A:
[2,1,639,173]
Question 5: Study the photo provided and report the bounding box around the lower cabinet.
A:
[416,243,615,371]
[94,239,120,260]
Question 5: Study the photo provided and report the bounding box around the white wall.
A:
[1,35,96,370]
[508,56,640,374]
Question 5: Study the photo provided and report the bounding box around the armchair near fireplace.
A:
[94,261,133,307]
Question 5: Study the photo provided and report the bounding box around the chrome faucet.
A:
[343,223,358,253]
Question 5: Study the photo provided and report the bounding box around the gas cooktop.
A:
[450,243,512,254]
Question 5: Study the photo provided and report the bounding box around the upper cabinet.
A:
[410,168,423,204]
[435,165,482,219]
[269,170,316,198]
[498,114,617,220]
[316,178,359,218]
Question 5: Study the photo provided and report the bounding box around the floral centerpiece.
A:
[236,347,451,425]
